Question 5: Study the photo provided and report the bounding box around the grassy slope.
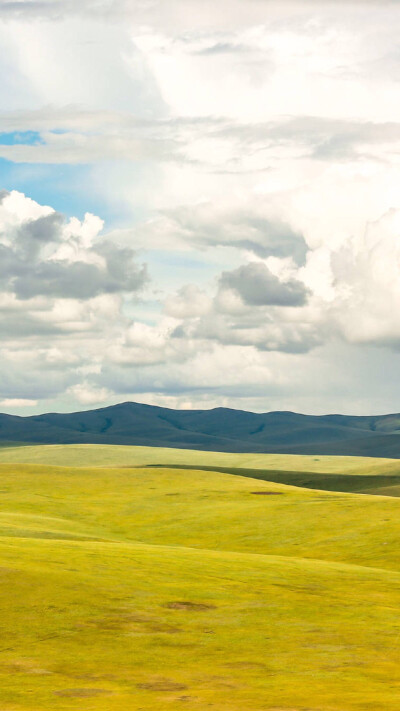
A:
[1,538,400,711]
[0,448,399,709]
[0,462,400,570]
[3,442,400,471]
[2,443,400,495]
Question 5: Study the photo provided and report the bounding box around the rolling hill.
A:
[1,401,400,456]
[2,442,400,496]
[0,449,400,709]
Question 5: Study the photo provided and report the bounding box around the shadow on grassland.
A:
[143,464,400,496]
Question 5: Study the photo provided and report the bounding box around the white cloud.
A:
[0,398,37,407]
[1,1,400,416]
[0,190,148,301]
[67,382,111,405]
[164,285,212,318]
[330,208,400,348]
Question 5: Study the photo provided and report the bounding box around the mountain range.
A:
[1,401,400,457]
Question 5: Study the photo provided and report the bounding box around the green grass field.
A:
[0,444,399,709]
[2,442,400,472]
[2,442,400,495]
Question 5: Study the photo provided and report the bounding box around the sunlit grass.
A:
[0,447,399,709]
[1,441,400,473]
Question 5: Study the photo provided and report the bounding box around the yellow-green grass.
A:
[1,442,399,473]
[0,451,400,709]
[1,538,400,711]
[0,463,400,571]
[2,443,400,497]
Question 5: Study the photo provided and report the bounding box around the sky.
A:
[1,0,400,416]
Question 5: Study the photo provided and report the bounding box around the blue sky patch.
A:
[0,131,43,146]
[0,158,106,219]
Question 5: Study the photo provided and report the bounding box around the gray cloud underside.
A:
[219,262,308,307]
[151,206,309,264]
[0,367,69,399]
[2,252,147,300]
[0,195,147,299]
[165,262,317,355]
[0,312,71,337]
[173,316,322,355]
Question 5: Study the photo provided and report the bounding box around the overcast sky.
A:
[1,0,400,415]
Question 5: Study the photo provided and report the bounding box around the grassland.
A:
[1,442,400,495]
[2,441,399,471]
[0,445,399,710]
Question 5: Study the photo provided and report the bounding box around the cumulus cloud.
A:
[164,285,212,318]
[0,191,152,407]
[2,187,400,414]
[2,0,400,416]
[173,314,323,354]
[329,208,400,349]
[161,257,320,356]
[157,200,400,360]
[0,190,147,300]
[219,262,308,307]
[137,202,309,263]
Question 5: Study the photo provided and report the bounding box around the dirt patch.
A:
[163,601,216,611]
[137,680,187,692]
[251,491,284,495]
[54,688,113,698]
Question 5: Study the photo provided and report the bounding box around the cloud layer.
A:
[1,1,400,415]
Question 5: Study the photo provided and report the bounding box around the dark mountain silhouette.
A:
[1,401,400,456]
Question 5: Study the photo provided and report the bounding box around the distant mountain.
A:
[1,401,400,457]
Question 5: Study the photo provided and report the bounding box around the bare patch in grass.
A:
[163,601,216,611]
[54,688,112,697]
[137,679,187,692]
